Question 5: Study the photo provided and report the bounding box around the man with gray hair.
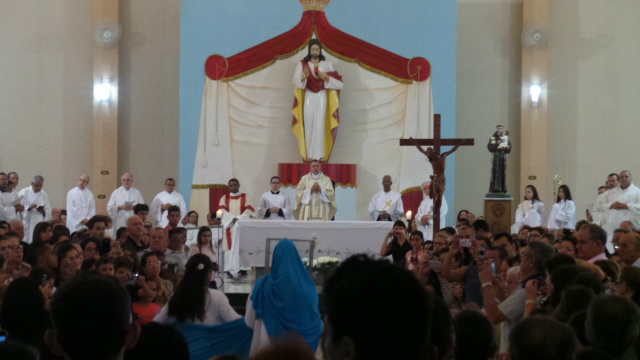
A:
[479,241,554,355]
[415,180,448,240]
[66,174,96,232]
[603,170,640,252]
[368,175,404,222]
[107,173,144,239]
[18,175,51,244]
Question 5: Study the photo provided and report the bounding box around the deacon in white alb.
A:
[66,174,96,232]
[257,176,292,220]
[368,175,404,222]
[19,175,52,244]
[150,178,187,228]
[107,173,145,238]
[415,181,448,241]
[603,170,640,252]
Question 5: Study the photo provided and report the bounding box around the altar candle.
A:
[406,210,412,220]
[216,210,222,219]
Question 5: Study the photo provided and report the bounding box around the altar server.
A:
[257,176,292,220]
[511,185,545,234]
[547,184,576,230]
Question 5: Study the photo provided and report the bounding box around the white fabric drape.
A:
[192,51,433,221]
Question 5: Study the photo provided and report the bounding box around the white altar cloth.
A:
[225,220,394,275]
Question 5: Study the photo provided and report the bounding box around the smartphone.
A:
[0,330,8,343]
[490,260,496,276]
[428,260,443,268]
[460,239,472,247]
[478,246,486,260]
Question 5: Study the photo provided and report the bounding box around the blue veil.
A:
[250,238,322,351]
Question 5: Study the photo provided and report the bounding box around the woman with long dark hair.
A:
[511,185,546,233]
[32,221,52,244]
[547,184,576,230]
[154,254,240,325]
[187,226,217,263]
[244,239,322,356]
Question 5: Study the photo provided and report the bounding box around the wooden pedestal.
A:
[484,198,513,235]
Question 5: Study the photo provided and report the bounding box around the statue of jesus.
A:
[292,39,343,162]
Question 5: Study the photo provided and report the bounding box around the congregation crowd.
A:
[1,167,640,360]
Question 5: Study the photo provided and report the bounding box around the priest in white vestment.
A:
[19,176,52,244]
[66,174,96,232]
[257,176,292,220]
[415,181,448,240]
[368,175,404,222]
[219,178,255,278]
[294,160,337,221]
[603,171,640,252]
[107,173,145,238]
[590,174,619,226]
[150,178,187,228]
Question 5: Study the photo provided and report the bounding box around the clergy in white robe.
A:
[149,178,187,228]
[66,174,96,232]
[107,173,145,238]
[292,40,343,161]
[18,176,52,244]
[547,185,576,230]
[368,175,404,222]
[219,179,255,278]
[590,174,619,226]
[294,161,336,221]
[603,171,640,252]
[257,176,292,220]
[416,196,448,241]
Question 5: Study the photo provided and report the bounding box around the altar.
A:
[224,220,393,275]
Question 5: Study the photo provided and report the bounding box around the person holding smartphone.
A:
[405,230,428,281]
[379,220,412,268]
[440,225,484,307]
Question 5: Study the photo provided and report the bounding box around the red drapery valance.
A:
[205,10,430,84]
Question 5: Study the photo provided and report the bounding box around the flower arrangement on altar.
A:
[302,256,341,275]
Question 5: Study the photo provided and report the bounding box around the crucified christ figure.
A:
[411,137,460,229]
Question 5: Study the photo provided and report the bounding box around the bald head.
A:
[422,181,431,195]
[126,216,143,239]
[620,170,632,190]
[382,175,392,192]
[77,174,89,190]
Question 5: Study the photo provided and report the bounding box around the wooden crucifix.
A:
[399,114,475,234]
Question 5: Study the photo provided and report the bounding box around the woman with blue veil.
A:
[245,238,323,356]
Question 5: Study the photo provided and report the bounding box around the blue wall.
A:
[180,0,457,224]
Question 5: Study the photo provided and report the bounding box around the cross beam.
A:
[399,115,475,153]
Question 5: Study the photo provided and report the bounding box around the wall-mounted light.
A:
[530,84,541,107]
[95,78,112,101]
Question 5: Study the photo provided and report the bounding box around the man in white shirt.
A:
[107,173,145,238]
[66,174,96,232]
[415,181,448,240]
[602,171,640,252]
[19,176,52,244]
[368,175,404,222]
[150,178,187,228]
[616,232,640,268]
[576,224,608,263]
[257,176,292,220]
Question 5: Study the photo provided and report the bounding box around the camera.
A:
[478,246,486,259]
